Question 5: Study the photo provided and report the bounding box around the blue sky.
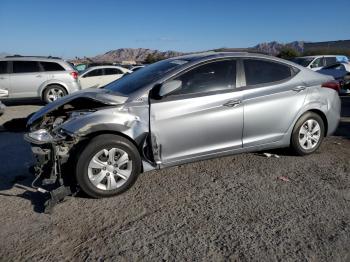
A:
[0,0,349,58]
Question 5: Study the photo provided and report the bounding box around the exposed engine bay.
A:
[25,92,154,213]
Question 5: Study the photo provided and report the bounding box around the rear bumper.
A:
[67,81,81,94]
[326,93,341,136]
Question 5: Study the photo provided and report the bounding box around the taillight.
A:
[70,71,78,80]
[322,81,340,92]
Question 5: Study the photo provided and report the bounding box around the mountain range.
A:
[3,40,350,63]
[74,40,350,63]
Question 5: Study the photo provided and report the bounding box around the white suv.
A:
[0,56,81,103]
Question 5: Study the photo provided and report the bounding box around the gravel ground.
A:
[0,97,349,261]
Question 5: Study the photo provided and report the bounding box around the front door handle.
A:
[223,99,241,107]
[292,86,306,92]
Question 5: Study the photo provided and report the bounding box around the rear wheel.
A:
[76,134,141,198]
[291,112,325,155]
[43,85,67,103]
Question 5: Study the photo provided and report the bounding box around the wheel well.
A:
[308,109,328,136]
[41,84,68,99]
[79,130,147,172]
[83,130,142,154]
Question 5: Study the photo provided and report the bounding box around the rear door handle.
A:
[292,86,306,92]
[223,99,241,107]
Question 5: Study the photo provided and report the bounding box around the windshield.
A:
[291,57,314,67]
[104,59,189,95]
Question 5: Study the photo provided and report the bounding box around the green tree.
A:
[277,47,300,59]
[144,53,166,64]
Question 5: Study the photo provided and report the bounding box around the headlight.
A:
[28,129,54,143]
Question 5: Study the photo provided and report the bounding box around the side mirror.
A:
[159,80,182,97]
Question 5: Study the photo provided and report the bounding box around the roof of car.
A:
[0,56,65,63]
[85,65,129,70]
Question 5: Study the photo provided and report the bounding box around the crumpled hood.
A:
[27,88,128,126]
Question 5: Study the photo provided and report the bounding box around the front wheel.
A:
[76,134,141,198]
[291,112,325,156]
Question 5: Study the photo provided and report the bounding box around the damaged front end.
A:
[24,89,151,213]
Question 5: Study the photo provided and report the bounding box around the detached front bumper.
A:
[24,132,78,213]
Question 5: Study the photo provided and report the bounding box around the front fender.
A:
[60,106,149,146]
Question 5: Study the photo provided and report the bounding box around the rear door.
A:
[241,58,307,147]
[79,69,104,88]
[102,68,124,86]
[9,60,47,98]
[150,59,243,165]
[0,61,9,97]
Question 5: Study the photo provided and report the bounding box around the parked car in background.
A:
[78,66,131,89]
[292,55,349,71]
[74,63,88,72]
[26,52,340,199]
[0,101,5,116]
[0,88,8,116]
[0,56,80,103]
[130,65,145,72]
[317,62,350,88]
[0,88,8,98]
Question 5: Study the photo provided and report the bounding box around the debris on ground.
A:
[277,176,291,182]
[263,153,280,158]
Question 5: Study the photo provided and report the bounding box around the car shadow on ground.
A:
[0,131,48,212]
[1,98,44,106]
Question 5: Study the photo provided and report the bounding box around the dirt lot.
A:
[0,97,349,261]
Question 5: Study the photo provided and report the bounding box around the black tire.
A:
[42,85,67,103]
[76,134,141,198]
[291,112,325,156]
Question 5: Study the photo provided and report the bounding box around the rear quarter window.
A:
[244,59,293,86]
[40,62,65,71]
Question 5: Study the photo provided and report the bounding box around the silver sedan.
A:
[26,52,341,199]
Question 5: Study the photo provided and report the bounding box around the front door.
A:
[150,59,243,166]
[79,68,104,89]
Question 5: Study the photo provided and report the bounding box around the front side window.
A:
[13,61,40,73]
[40,62,65,71]
[0,61,7,74]
[104,68,123,75]
[169,60,236,96]
[311,57,324,68]
[244,59,292,86]
[83,69,104,78]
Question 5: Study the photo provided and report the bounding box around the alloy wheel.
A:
[298,119,321,150]
[88,148,132,190]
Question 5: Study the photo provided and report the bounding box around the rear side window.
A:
[324,57,337,66]
[83,69,104,78]
[170,60,236,95]
[13,61,40,73]
[244,59,292,86]
[104,68,123,75]
[0,61,7,74]
[40,62,65,71]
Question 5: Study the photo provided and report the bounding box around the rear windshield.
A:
[104,59,189,95]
